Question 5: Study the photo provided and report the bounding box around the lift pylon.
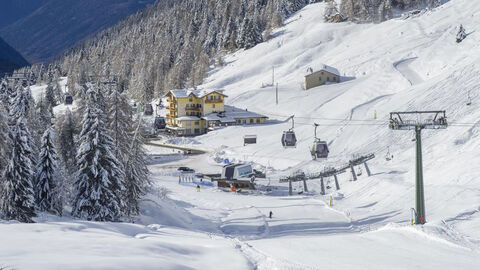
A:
[389,111,448,224]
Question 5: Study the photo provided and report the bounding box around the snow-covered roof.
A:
[306,64,340,77]
[219,117,236,123]
[176,116,201,121]
[223,105,268,119]
[202,114,221,121]
[166,88,227,98]
[203,113,236,123]
[202,106,267,123]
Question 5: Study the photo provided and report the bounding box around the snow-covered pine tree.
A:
[56,108,77,175]
[35,127,62,214]
[0,118,36,223]
[8,84,38,167]
[236,16,263,49]
[107,89,150,217]
[324,0,346,23]
[53,81,64,105]
[124,118,150,217]
[9,83,31,121]
[0,79,8,107]
[456,24,467,43]
[45,82,57,108]
[37,95,54,132]
[0,105,10,181]
[72,85,126,221]
[107,89,131,164]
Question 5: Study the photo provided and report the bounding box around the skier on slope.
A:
[269,211,273,219]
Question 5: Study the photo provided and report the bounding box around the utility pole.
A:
[389,111,448,224]
[276,83,278,105]
[272,66,275,86]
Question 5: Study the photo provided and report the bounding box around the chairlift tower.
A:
[389,111,448,224]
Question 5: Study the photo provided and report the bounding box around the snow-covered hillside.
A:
[1,0,479,269]
[186,0,480,266]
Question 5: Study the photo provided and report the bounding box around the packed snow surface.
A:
[2,0,480,269]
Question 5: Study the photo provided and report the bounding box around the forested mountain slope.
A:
[57,0,314,101]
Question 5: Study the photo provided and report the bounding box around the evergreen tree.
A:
[0,106,10,181]
[456,24,467,43]
[37,96,54,132]
[107,90,150,217]
[72,86,125,221]
[45,83,57,108]
[107,89,131,163]
[35,127,61,214]
[124,119,150,217]
[56,108,77,175]
[0,118,36,223]
[8,84,38,169]
[0,79,8,107]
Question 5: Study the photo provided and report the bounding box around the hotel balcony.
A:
[204,98,223,104]
[185,105,202,111]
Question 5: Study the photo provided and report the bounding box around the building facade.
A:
[304,64,341,90]
[165,89,268,136]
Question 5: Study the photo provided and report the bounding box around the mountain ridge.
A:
[0,37,29,76]
[0,0,158,63]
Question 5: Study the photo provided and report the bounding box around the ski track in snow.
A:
[393,57,424,86]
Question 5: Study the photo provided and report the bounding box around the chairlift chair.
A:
[281,115,297,148]
[310,123,329,160]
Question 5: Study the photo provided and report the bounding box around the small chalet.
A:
[304,64,341,90]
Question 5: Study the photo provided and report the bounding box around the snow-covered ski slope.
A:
[193,0,480,223]
[177,0,480,266]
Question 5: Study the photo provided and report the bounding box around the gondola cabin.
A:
[281,131,297,148]
[144,104,154,116]
[154,116,166,130]
[311,140,329,159]
[64,94,73,105]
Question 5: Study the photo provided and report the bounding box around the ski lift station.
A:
[206,163,256,190]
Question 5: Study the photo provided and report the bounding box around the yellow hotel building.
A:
[165,89,267,136]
